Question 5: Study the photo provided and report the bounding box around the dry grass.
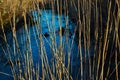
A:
[0,0,33,25]
[0,0,120,80]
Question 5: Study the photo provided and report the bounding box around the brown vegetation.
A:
[0,0,120,80]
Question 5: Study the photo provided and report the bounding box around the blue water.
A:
[0,10,94,80]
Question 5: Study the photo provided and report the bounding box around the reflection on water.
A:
[0,10,94,80]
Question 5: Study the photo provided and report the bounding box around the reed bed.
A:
[0,0,120,80]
